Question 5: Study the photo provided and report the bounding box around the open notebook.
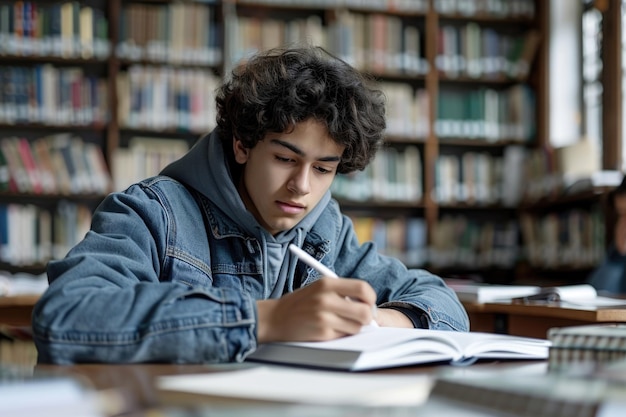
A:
[246,327,551,371]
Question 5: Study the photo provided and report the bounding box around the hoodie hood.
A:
[160,130,331,297]
[160,130,330,242]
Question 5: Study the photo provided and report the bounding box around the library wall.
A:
[0,0,603,285]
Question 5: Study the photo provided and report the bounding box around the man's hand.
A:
[374,308,414,328]
[256,277,376,343]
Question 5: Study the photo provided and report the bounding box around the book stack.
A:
[428,372,626,417]
[548,324,626,372]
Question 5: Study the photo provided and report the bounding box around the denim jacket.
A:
[33,133,468,364]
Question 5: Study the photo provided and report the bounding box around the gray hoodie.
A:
[161,130,330,298]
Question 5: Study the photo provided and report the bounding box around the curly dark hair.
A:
[215,46,386,174]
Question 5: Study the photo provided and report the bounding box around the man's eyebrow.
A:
[270,139,341,162]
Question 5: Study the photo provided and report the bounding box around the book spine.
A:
[16,137,43,194]
[0,204,7,262]
[0,137,30,193]
[548,327,626,371]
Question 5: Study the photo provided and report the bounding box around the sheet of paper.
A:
[158,365,433,406]
[561,296,626,308]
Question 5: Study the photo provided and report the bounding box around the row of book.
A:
[348,212,520,270]
[0,2,110,59]
[434,146,526,207]
[519,144,619,202]
[117,65,429,137]
[434,0,535,17]
[331,145,422,203]
[116,65,220,133]
[117,2,222,65]
[429,215,519,269]
[332,11,429,76]
[0,201,92,266]
[237,0,534,18]
[237,0,429,13]
[333,144,530,207]
[350,216,427,266]
[233,11,538,80]
[0,134,111,195]
[436,84,535,142]
[0,324,37,368]
[232,12,429,77]
[230,15,325,69]
[0,65,109,126]
[111,137,189,192]
[381,84,429,137]
[519,208,606,269]
[437,25,541,81]
[435,152,502,205]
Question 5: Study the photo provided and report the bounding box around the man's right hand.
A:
[255,277,377,344]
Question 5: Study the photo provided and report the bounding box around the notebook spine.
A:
[548,327,626,371]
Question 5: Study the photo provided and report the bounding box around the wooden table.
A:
[0,294,39,326]
[465,301,626,338]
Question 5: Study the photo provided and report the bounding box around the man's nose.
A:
[288,167,311,195]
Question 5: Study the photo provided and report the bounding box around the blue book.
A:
[0,204,8,262]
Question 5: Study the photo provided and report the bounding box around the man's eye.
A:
[275,156,293,163]
[315,166,333,174]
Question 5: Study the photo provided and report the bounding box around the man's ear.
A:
[233,138,249,164]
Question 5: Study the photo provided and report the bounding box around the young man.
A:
[589,176,626,294]
[33,47,469,364]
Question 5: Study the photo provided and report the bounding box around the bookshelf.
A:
[0,0,113,274]
[0,0,225,274]
[0,0,549,283]
[228,0,548,281]
[516,185,612,286]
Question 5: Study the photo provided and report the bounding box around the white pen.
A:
[288,244,378,327]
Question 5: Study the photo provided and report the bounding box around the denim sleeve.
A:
[382,305,428,328]
[32,184,257,364]
[331,213,470,332]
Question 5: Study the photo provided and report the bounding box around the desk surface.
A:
[0,294,39,307]
[465,300,626,321]
[464,300,626,338]
[0,294,39,326]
